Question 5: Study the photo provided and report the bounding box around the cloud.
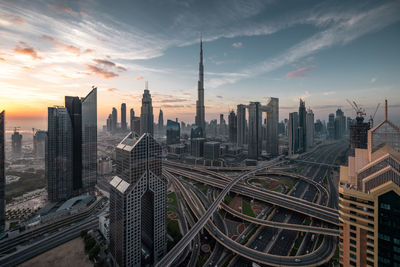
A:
[107,88,118,92]
[13,41,41,59]
[216,95,223,99]
[86,64,118,79]
[232,42,243,48]
[41,35,90,56]
[7,14,25,24]
[0,57,5,62]
[47,3,77,15]
[117,66,127,72]
[323,91,336,96]
[293,91,311,102]
[370,77,377,83]
[286,67,314,79]
[135,75,144,81]
[93,58,127,72]
[162,104,185,108]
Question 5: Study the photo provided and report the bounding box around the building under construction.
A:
[349,117,370,156]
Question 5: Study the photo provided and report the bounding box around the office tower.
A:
[219,114,226,136]
[306,108,314,150]
[190,138,205,157]
[208,120,217,138]
[47,106,73,202]
[112,107,117,132]
[228,110,237,143]
[130,108,135,131]
[278,121,285,135]
[338,100,400,267]
[11,128,22,157]
[298,99,306,153]
[335,108,345,139]
[131,117,140,134]
[33,130,47,158]
[349,116,370,156]
[121,103,127,131]
[109,133,167,266]
[107,114,112,132]
[288,112,299,155]
[248,102,262,160]
[65,95,82,190]
[166,119,180,145]
[0,111,4,232]
[140,83,154,135]
[195,39,206,137]
[237,104,247,146]
[265,97,279,156]
[81,88,97,190]
[190,125,203,139]
[314,119,323,135]
[158,109,164,134]
[328,113,335,139]
[204,141,220,160]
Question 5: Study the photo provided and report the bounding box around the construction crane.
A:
[346,99,366,119]
[369,103,380,127]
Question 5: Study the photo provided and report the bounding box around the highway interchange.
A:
[159,141,348,267]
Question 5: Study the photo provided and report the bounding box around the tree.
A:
[89,244,100,261]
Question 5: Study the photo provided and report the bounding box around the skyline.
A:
[1,0,400,131]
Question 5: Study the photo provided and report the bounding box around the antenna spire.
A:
[145,81,148,90]
[385,99,388,120]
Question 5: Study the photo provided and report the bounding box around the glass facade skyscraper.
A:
[47,106,73,201]
[110,133,167,266]
[0,111,5,232]
[166,119,180,145]
[81,88,97,190]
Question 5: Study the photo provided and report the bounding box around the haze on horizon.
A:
[1,0,400,131]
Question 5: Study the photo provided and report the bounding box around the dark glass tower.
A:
[298,98,306,153]
[47,106,73,201]
[81,88,97,189]
[228,110,237,143]
[166,119,180,145]
[248,102,262,160]
[121,103,127,131]
[140,83,154,135]
[0,111,5,232]
[65,95,82,190]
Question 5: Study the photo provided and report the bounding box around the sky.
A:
[1,0,400,132]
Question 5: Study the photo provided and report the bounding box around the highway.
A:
[155,157,283,267]
[167,168,336,266]
[0,216,98,266]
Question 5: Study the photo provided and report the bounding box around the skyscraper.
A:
[109,133,167,266]
[112,107,117,132]
[328,113,335,139]
[237,104,247,146]
[335,108,346,139]
[265,97,279,156]
[248,102,262,160]
[166,119,180,145]
[288,112,299,155]
[121,103,127,131]
[140,83,154,135]
[158,109,164,133]
[33,130,47,159]
[47,88,97,201]
[130,108,135,130]
[298,99,306,153]
[47,106,73,202]
[65,95,82,190]
[349,116,370,156]
[338,100,400,266]
[0,111,5,232]
[228,110,237,143]
[11,128,22,157]
[306,108,314,150]
[195,39,206,137]
[81,88,97,190]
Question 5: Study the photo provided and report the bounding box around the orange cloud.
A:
[107,88,118,92]
[0,57,5,62]
[13,41,41,59]
[48,4,77,15]
[135,75,144,80]
[7,14,25,24]
[41,35,92,56]
[87,64,118,79]
[93,58,115,67]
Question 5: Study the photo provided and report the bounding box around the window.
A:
[350,246,356,252]
[350,239,357,245]
[350,253,356,259]
[350,232,357,238]
[350,225,356,231]
[350,260,356,266]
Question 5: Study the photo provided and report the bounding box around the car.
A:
[294,259,301,263]
[258,235,263,240]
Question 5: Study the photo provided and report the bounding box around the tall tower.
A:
[109,133,167,266]
[0,111,5,232]
[112,107,117,132]
[298,99,306,152]
[140,82,154,135]
[158,109,164,133]
[121,103,127,131]
[47,106,73,202]
[195,38,206,137]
